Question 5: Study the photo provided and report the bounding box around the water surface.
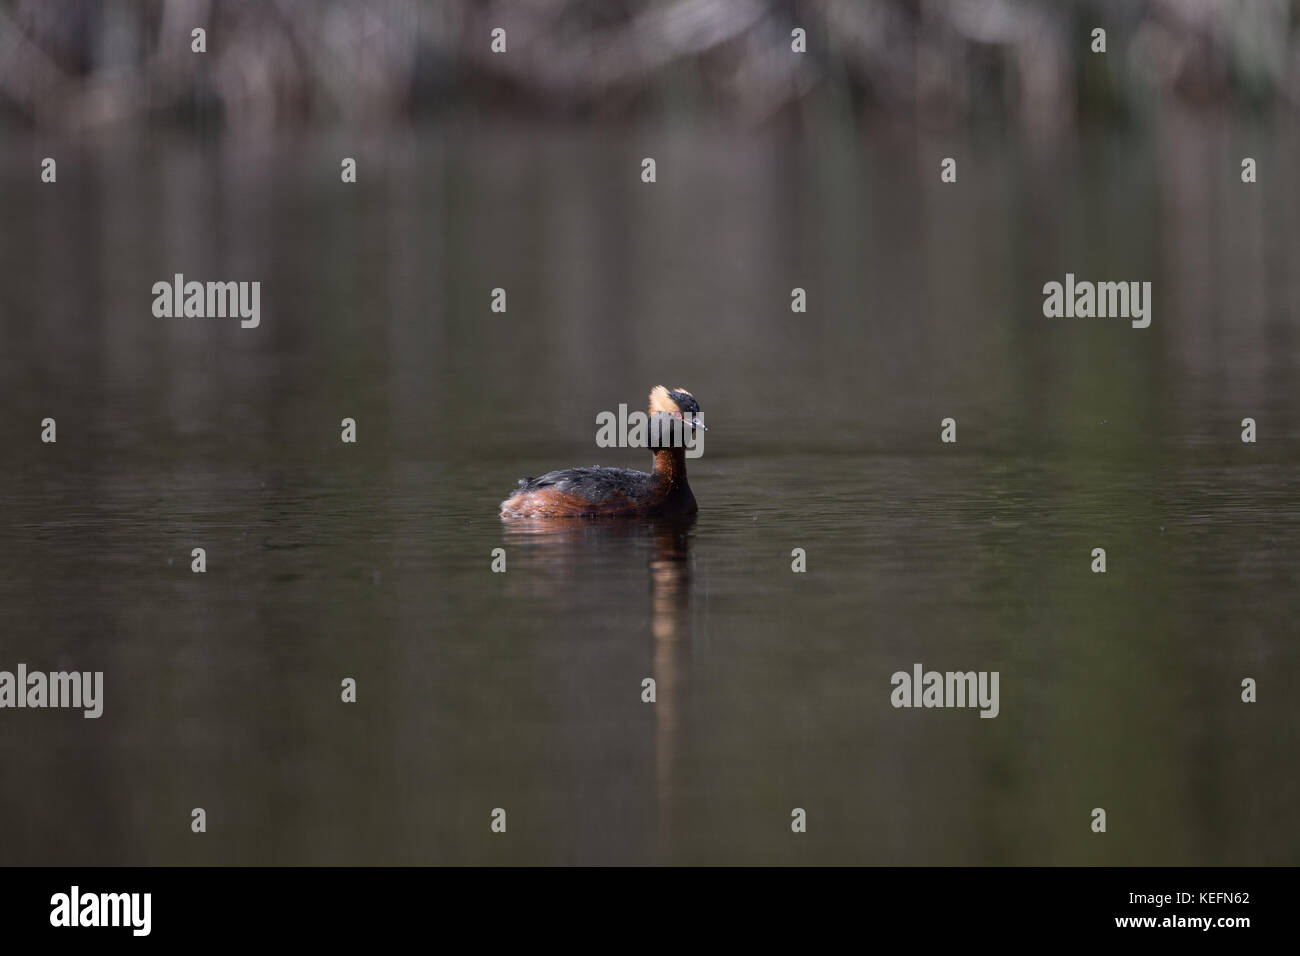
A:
[0,120,1296,864]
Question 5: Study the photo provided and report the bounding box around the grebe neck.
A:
[651,447,689,490]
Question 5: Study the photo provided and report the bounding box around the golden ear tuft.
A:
[648,385,675,414]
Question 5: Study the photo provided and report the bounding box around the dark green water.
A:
[0,120,1296,864]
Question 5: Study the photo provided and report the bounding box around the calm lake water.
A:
[0,118,1297,864]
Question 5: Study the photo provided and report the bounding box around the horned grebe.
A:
[499,386,706,518]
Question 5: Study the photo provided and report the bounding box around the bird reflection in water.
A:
[499,515,697,851]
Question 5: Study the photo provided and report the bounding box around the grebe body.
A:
[500,387,705,518]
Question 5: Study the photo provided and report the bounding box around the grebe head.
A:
[649,385,707,432]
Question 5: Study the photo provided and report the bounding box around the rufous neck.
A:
[652,447,688,488]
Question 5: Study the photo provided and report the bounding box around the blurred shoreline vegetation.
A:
[0,0,1297,136]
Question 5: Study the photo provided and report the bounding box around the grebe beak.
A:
[674,412,707,431]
